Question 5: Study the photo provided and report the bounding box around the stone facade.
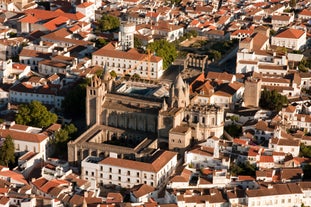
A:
[68,70,224,165]
[244,77,261,107]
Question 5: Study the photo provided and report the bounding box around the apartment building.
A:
[92,43,163,79]
[271,28,306,50]
[81,150,178,189]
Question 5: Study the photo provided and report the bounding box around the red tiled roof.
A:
[275,29,305,39]
[259,155,274,163]
[238,175,255,181]
[0,170,28,185]
[43,16,69,31]
[12,63,28,70]
[0,196,9,205]
[300,9,311,17]
[76,2,94,8]
[19,15,38,23]
[24,9,85,21]
[93,43,162,63]
[0,129,48,143]
[233,138,247,145]
[100,151,177,173]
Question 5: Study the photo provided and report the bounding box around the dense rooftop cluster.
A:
[0,0,310,206]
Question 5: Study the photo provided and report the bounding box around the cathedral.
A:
[68,69,224,164]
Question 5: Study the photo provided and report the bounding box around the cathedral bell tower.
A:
[86,74,106,128]
[102,63,113,93]
[169,74,190,108]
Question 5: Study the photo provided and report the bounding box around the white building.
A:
[118,22,135,51]
[76,2,96,22]
[271,28,306,50]
[246,183,303,207]
[92,43,163,79]
[0,60,31,84]
[81,150,178,189]
[269,137,300,157]
[236,50,288,75]
[9,75,65,109]
[0,37,26,61]
[0,123,50,160]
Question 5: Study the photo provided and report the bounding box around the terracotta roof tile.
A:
[0,196,9,205]
[76,2,94,8]
[93,43,162,63]
[259,155,274,163]
[275,28,305,39]
[99,151,177,173]
[131,184,155,198]
[0,129,48,143]
[106,192,123,203]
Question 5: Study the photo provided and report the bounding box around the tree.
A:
[147,39,177,69]
[0,136,15,166]
[299,62,308,72]
[93,38,108,48]
[230,161,256,176]
[15,101,57,128]
[132,73,141,80]
[300,144,311,158]
[98,14,120,32]
[53,124,77,158]
[259,88,288,111]
[289,0,296,8]
[110,70,117,78]
[225,123,242,138]
[134,36,143,50]
[167,0,181,4]
[62,78,90,118]
[230,162,243,176]
[303,164,311,180]
[209,50,222,61]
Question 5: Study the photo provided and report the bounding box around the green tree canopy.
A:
[167,0,181,5]
[98,14,120,32]
[0,136,15,166]
[134,36,143,50]
[230,161,256,176]
[225,123,242,138]
[147,39,177,69]
[289,0,296,8]
[93,38,108,49]
[300,144,311,158]
[62,78,90,118]
[53,124,77,159]
[259,88,288,111]
[15,101,57,128]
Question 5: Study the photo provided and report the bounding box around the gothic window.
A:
[178,139,181,143]
[193,116,198,123]
[202,117,205,124]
